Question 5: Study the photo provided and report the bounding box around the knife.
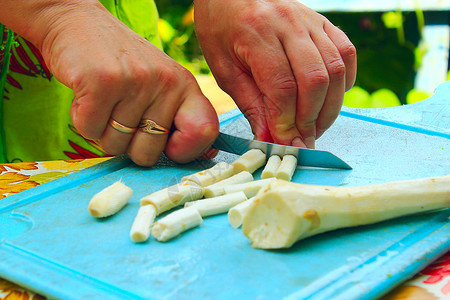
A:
[212,132,352,170]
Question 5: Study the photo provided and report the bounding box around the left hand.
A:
[194,0,357,148]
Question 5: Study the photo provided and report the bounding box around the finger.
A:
[310,28,346,139]
[324,22,357,91]
[70,70,127,140]
[222,71,273,142]
[281,33,329,148]
[244,38,302,146]
[203,50,273,143]
[164,91,219,164]
[200,148,219,160]
[97,94,148,155]
[125,97,175,166]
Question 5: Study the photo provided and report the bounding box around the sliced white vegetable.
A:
[203,185,226,199]
[140,182,204,215]
[275,155,297,181]
[130,205,157,243]
[181,162,235,187]
[88,181,132,218]
[185,191,248,217]
[223,178,276,198]
[228,197,258,228]
[243,176,450,249]
[232,149,266,174]
[204,171,253,198]
[261,155,282,179]
[151,207,203,242]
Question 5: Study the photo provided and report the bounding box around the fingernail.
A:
[200,148,219,160]
[304,136,316,149]
[291,136,306,148]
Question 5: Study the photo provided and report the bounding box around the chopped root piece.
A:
[275,155,297,181]
[261,155,282,179]
[228,197,257,228]
[185,191,248,217]
[181,162,235,187]
[130,205,157,243]
[223,178,276,198]
[152,207,203,242]
[232,149,266,174]
[88,181,132,218]
[204,171,253,198]
[140,182,204,215]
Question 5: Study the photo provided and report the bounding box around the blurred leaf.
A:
[343,86,371,108]
[356,43,415,102]
[370,89,402,107]
[414,41,428,70]
[324,12,419,104]
[182,5,195,26]
[406,89,430,104]
[158,18,176,43]
[382,11,403,29]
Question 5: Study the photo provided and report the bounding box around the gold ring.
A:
[138,119,170,135]
[108,118,137,134]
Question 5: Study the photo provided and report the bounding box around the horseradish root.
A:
[275,155,297,181]
[185,191,248,217]
[261,155,281,179]
[204,171,253,198]
[140,181,204,215]
[130,205,157,243]
[242,176,450,249]
[152,207,202,242]
[228,197,257,228]
[223,178,276,198]
[232,149,266,174]
[182,162,235,186]
[88,181,132,218]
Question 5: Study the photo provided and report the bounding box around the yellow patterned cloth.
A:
[0,158,110,300]
[0,159,449,299]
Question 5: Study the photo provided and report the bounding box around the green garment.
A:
[0,0,161,163]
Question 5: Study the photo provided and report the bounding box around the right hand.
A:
[32,1,219,166]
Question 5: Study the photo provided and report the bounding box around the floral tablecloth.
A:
[0,158,449,299]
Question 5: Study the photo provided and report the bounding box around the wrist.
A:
[0,0,101,50]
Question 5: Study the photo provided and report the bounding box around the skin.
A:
[0,0,219,166]
[0,0,356,166]
[194,0,357,148]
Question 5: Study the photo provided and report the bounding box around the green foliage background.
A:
[155,2,446,108]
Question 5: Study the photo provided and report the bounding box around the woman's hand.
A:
[194,0,357,148]
[27,1,219,166]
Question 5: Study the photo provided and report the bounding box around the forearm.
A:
[0,0,100,50]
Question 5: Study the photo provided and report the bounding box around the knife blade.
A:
[212,132,352,170]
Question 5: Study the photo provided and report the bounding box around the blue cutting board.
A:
[1,82,449,300]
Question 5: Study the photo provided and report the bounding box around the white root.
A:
[232,149,267,174]
[228,197,258,228]
[88,181,132,218]
[242,176,450,249]
[204,171,253,198]
[185,192,248,217]
[223,178,276,198]
[130,205,157,243]
[181,162,235,187]
[140,181,204,215]
[151,207,203,242]
[261,155,282,179]
[275,155,298,181]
